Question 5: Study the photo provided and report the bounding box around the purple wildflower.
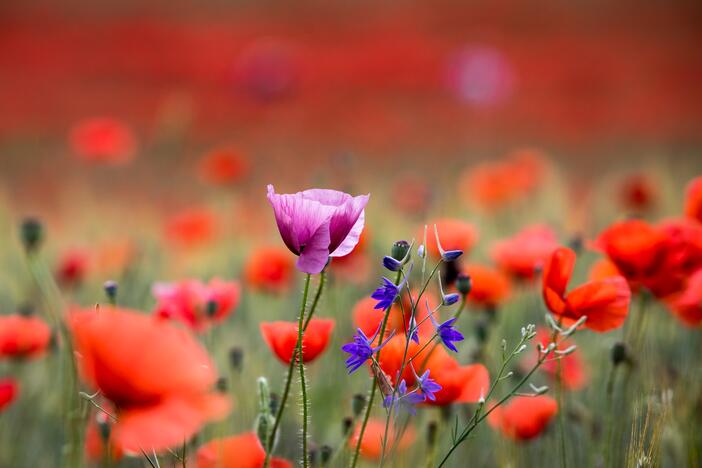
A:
[383,256,402,272]
[434,224,463,262]
[266,185,369,274]
[430,316,464,353]
[415,369,442,402]
[341,325,394,373]
[383,380,424,415]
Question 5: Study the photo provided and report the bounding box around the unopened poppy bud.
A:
[103,280,118,304]
[308,446,318,466]
[352,393,366,417]
[475,316,490,344]
[391,240,411,262]
[441,261,460,286]
[20,217,43,253]
[97,414,111,443]
[568,234,584,254]
[18,303,34,316]
[456,273,472,296]
[255,412,273,448]
[216,376,227,392]
[611,342,629,366]
[229,346,244,372]
[319,445,333,466]
[269,392,280,415]
[426,421,438,447]
[205,299,218,317]
[342,416,353,436]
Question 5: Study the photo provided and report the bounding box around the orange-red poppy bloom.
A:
[0,314,52,359]
[378,336,489,406]
[69,117,137,165]
[422,219,478,259]
[260,319,334,364]
[461,264,512,308]
[491,225,559,280]
[198,145,250,186]
[664,269,702,327]
[164,208,218,248]
[487,395,558,441]
[588,258,621,282]
[69,307,230,453]
[0,378,18,412]
[618,174,657,213]
[543,247,631,332]
[684,176,702,223]
[244,246,295,293]
[153,279,240,332]
[196,432,291,468]
[348,419,415,461]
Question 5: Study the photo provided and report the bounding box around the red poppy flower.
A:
[153,279,240,332]
[348,419,415,461]
[69,307,230,454]
[461,264,512,308]
[588,258,621,282]
[244,246,295,294]
[487,395,558,441]
[422,219,478,259]
[69,117,137,165]
[196,432,291,468]
[664,269,702,327]
[56,248,90,287]
[543,247,631,332]
[198,145,250,186]
[491,225,559,280]
[684,176,702,223]
[654,218,702,297]
[0,378,18,412]
[165,208,218,248]
[0,314,52,359]
[618,174,657,213]
[378,336,489,406]
[260,319,334,364]
[525,328,587,391]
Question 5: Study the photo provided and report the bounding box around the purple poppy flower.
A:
[341,325,394,373]
[266,185,369,274]
[383,380,424,415]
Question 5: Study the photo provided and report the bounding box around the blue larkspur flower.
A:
[415,369,442,402]
[431,316,464,353]
[408,315,419,344]
[442,292,460,306]
[382,256,402,272]
[433,224,463,262]
[371,277,400,310]
[341,325,394,373]
[383,380,424,415]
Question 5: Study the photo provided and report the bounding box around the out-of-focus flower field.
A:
[1,1,702,467]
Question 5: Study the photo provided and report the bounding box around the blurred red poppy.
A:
[491,225,559,280]
[422,219,478,259]
[543,247,631,332]
[349,419,415,461]
[664,269,702,327]
[165,208,218,248]
[392,175,432,215]
[378,336,489,406]
[331,228,371,284]
[0,315,52,359]
[69,307,230,453]
[198,145,250,186]
[487,395,558,441]
[684,176,702,223]
[153,278,240,332]
[260,319,334,364]
[196,432,291,468]
[462,264,512,308]
[618,174,657,213]
[69,117,137,165]
[244,246,295,293]
[0,378,18,412]
[588,258,621,282]
[56,248,90,287]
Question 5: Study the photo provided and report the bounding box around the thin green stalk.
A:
[350,270,403,468]
[556,358,567,468]
[265,273,322,468]
[298,274,312,468]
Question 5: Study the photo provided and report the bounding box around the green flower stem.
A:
[298,274,312,468]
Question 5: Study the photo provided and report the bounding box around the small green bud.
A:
[456,273,472,296]
[319,445,333,466]
[351,393,366,417]
[390,240,410,262]
[20,217,43,253]
[229,347,244,372]
[342,417,353,436]
[611,342,629,366]
[426,421,438,447]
